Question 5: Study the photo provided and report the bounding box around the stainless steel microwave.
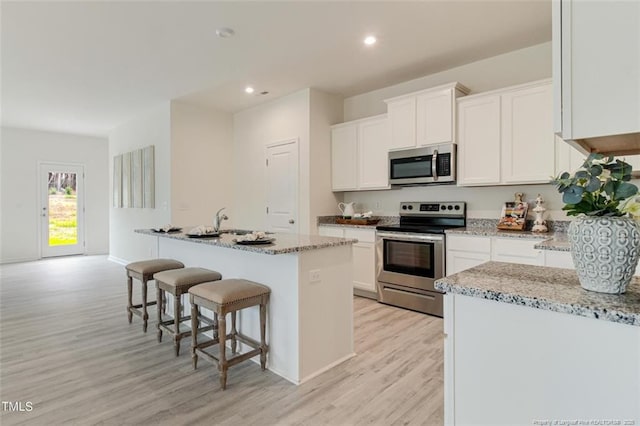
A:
[389,143,456,186]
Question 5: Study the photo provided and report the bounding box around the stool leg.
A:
[156,284,163,343]
[260,302,267,371]
[230,311,237,354]
[213,312,219,341]
[174,293,181,357]
[218,312,227,390]
[141,279,149,332]
[191,297,198,370]
[126,275,133,324]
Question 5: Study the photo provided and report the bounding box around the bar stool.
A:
[189,279,270,390]
[125,259,184,332]
[153,267,223,356]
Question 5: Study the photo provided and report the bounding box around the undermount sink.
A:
[220,229,273,236]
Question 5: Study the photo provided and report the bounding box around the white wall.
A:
[108,103,172,264]
[233,89,311,232]
[170,102,234,228]
[344,42,552,121]
[0,127,109,263]
[309,89,344,234]
[340,42,566,220]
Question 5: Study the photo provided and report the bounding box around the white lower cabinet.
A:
[446,235,491,275]
[543,250,574,269]
[444,293,640,425]
[318,226,377,296]
[447,234,544,275]
[491,238,543,266]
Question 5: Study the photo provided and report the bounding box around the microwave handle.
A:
[432,149,438,181]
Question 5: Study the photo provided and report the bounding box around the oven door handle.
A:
[376,232,444,242]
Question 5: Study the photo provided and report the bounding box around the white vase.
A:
[568,216,640,294]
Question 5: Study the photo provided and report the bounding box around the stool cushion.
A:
[126,259,184,275]
[154,267,222,288]
[189,279,270,305]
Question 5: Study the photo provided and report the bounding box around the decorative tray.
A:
[233,238,275,245]
[335,218,380,225]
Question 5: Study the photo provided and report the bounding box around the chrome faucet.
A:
[213,207,228,233]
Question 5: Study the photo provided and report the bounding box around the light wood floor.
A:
[0,255,444,425]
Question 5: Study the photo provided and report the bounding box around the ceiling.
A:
[1,1,551,137]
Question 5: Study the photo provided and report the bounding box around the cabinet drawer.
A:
[345,228,376,243]
[446,235,491,253]
[318,226,345,238]
[492,238,544,265]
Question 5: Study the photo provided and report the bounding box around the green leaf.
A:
[589,164,603,176]
[575,170,588,179]
[585,176,601,192]
[614,182,638,199]
[562,185,584,204]
[560,172,570,180]
[603,180,616,196]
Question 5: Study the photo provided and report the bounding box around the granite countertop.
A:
[435,261,640,326]
[317,215,398,229]
[534,236,571,252]
[445,227,551,239]
[136,228,357,255]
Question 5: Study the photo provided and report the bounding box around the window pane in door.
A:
[47,172,78,246]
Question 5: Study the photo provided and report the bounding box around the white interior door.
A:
[40,163,85,257]
[266,140,298,233]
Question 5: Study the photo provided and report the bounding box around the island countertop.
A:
[135,228,357,255]
[435,261,640,326]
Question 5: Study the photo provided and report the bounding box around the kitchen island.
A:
[435,262,640,425]
[136,229,357,385]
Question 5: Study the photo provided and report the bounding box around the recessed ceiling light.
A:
[245,86,255,94]
[364,35,377,46]
[216,27,235,38]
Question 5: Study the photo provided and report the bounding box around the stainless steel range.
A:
[375,201,466,316]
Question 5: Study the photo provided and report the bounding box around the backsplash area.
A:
[342,183,568,221]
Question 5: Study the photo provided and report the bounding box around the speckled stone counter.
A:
[435,261,640,326]
[534,235,571,251]
[446,218,570,239]
[317,215,398,229]
[135,228,356,255]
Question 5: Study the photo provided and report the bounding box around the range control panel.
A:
[399,202,466,216]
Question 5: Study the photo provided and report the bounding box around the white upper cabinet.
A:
[358,117,390,189]
[501,82,555,184]
[331,124,358,191]
[553,0,640,154]
[458,79,555,187]
[457,95,502,185]
[331,114,389,192]
[385,82,469,151]
[387,97,416,151]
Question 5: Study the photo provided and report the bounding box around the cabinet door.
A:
[387,97,416,151]
[501,83,555,184]
[358,117,390,189]
[558,0,640,140]
[331,125,358,191]
[457,96,502,186]
[416,88,453,146]
[446,251,491,275]
[352,242,377,293]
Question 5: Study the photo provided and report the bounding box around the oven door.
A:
[376,231,444,292]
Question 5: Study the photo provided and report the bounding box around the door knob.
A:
[289,219,295,224]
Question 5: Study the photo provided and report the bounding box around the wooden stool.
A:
[189,279,270,390]
[153,267,222,356]
[125,259,184,332]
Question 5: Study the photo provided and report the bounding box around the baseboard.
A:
[297,352,357,385]
[0,256,40,265]
[354,288,378,300]
[108,255,130,266]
